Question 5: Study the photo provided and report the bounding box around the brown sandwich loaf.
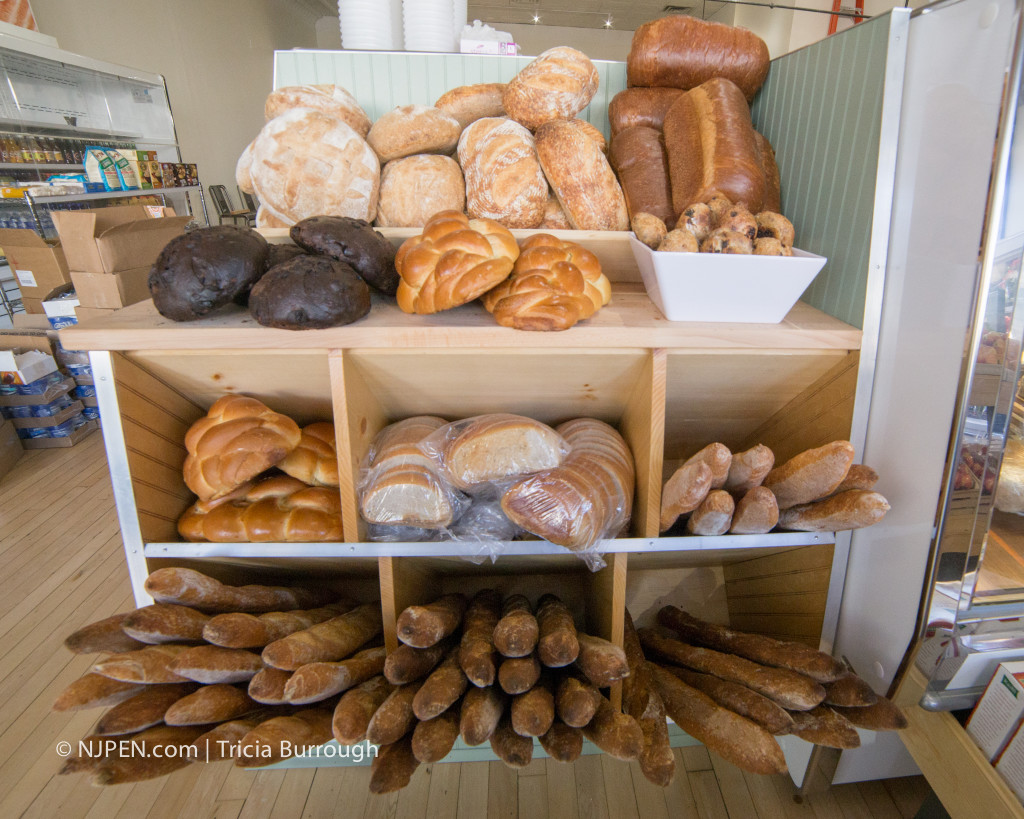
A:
[95,683,198,735]
[660,460,713,533]
[651,664,787,776]
[609,87,685,136]
[788,706,861,749]
[385,637,454,685]
[581,696,644,761]
[144,567,333,613]
[460,685,506,746]
[164,684,257,726]
[627,16,770,102]
[493,595,539,658]
[169,645,264,684]
[237,709,334,767]
[283,645,387,704]
[64,613,147,655]
[248,667,293,704]
[443,415,567,491]
[397,593,468,648]
[666,666,794,735]
[412,647,469,720]
[412,706,461,763]
[92,645,190,685]
[459,589,502,687]
[370,735,421,794]
[539,721,584,763]
[261,603,382,670]
[657,606,847,683]
[763,441,857,509]
[333,675,393,744]
[120,604,211,645]
[203,603,352,648]
[777,490,891,532]
[53,673,147,712]
[609,126,675,225]
[536,594,580,668]
[502,47,599,131]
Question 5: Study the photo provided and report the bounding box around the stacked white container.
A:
[338,0,403,50]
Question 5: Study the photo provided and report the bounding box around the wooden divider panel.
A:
[621,349,666,538]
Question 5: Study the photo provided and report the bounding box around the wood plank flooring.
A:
[0,434,935,818]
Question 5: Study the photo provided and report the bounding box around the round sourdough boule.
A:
[264,84,371,137]
[236,141,255,194]
[503,47,599,130]
[248,255,371,330]
[435,83,506,129]
[376,155,466,228]
[366,105,462,163]
[290,216,399,295]
[149,225,269,321]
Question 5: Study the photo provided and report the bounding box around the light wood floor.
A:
[0,434,935,819]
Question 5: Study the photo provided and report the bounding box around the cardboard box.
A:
[51,206,189,275]
[0,376,74,406]
[20,296,43,314]
[20,418,97,449]
[71,267,151,309]
[967,661,1024,760]
[11,313,51,330]
[0,347,57,386]
[0,228,70,300]
[42,288,79,330]
[0,329,55,356]
[10,400,84,429]
[73,305,118,322]
[0,418,24,480]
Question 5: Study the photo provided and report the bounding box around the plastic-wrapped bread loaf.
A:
[501,418,634,552]
[442,415,568,491]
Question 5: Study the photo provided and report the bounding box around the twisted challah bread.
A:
[279,422,339,487]
[178,475,343,542]
[394,211,519,314]
[481,234,611,331]
[183,396,301,501]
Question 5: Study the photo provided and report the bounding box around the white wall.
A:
[502,24,635,61]
[29,0,320,216]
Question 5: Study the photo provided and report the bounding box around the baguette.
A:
[412,706,461,763]
[261,603,382,670]
[169,645,264,684]
[666,666,793,735]
[788,706,861,748]
[248,667,292,704]
[493,595,539,658]
[164,683,258,726]
[459,685,506,746]
[396,593,467,648]
[459,589,502,687]
[370,736,420,794]
[651,664,787,775]
[203,603,352,648]
[190,716,266,762]
[762,441,855,509]
[829,464,880,495]
[536,594,579,668]
[684,443,732,489]
[499,653,541,695]
[556,674,602,727]
[490,713,533,768]
[724,444,775,494]
[580,695,643,761]
[776,490,890,532]
[412,647,469,720]
[121,604,211,644]
[236,709,334,767]
[824,672,878,707]
[366,680,423,746]
[144,567,334,612]
[539,721,583,763]
[91,725,205,785]
[686,489,735,536]
[53,673,146,711]
[657,606,846,683]
[58,735,110,775]
[333,675,393,744]
[639,627,825,711]
[659,460,713,532]
[95,683,198,735]
[92,645,190,684]
[64,613,146,655]
[385,637,454,685]
[831,697,907,731]
[283,645,386,704]
[511,679,555,737]
[621,611,651,719]
[637,688,675,786]
[576,632,630,688]
[729,486,779,535]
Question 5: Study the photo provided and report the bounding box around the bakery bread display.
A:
[264,84,371,137]
[535,119,629,231]
[289,215,399,295]
[435,83,506,128]
[366,104,462,163]
[502,47,599,131]
[394,210,519,314]
[626,16,770,102]
[376,155,466,228]
[482,233,612,331]
[458,117,548,229]
[248,255,371,330]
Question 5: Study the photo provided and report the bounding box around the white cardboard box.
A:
[0,348,58,386]
[966,660,1024,760]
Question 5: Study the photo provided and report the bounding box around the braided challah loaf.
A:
[279,422,339,487]
[394,211,519,314]
[501,418,634,550]
[183,396,301,501]
[481,234,611,331]
[178,476,343,542]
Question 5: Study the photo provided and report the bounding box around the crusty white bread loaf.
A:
[397,594,467,648]
[204,603,352,649]
[581,696,643,761]
[831,697,907,731]
[145,567,334,613]
[261,603,382,670]
[499,653,542,695]
[824,672,878,707]
[482,233,612,331]
[572,118,607,153]
[511,679,555,738]
[683,443,732,489]
[64,613,147,655]
[92,645,190,685]
[169,645,265,684]
[660,460,713,532]
[249,107,380,226]
[777,490,890,532]
[182,395,301,501]
[503,47,599,131]
[444,414,567,490]
[762,441,856,509]
[264,84,371,137]
[687,489,735,536]
[278,422,339,487]
[724,444,775,494]
[248,667,292,704]
[458,117,548,229]
[236,141,255,194]
[501,418,634,551]
[490,713,533,768]
[492,595,539,659]
[164,683,258,726]
[376,155,465,228]
[177,475,344,543]
[729,486,779,535]
[539,194,572,229]
[394,210,520,314]
[236,709,334,767]
[332,675,393,744]
[366,105,462,163]
[95,683,198,735]
[53,673,146,711]
[622,613,676,786]
[535,120,629,231]
[190,717,266,762]
[121,604,211,644]
[555,674,602,727]
[435,83,506,128]
[412,647,469,720]
[385,638,454,685]
[366,680,423,746]
[827,463,880,496]
[284,645,387,704]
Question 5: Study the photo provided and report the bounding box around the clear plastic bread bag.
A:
[447,499,523,563]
